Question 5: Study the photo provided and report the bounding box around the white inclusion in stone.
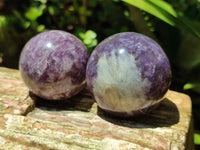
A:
[93,50,157,113]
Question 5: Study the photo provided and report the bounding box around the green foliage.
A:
[0,15,6,26]
[37,24,45,32]
[122,0,200,38]
[184,83,200,93]
[123,0,177,26]
[77,30,98,53]
[0,15,6,38]
[194,131,200,145]
[25,7,43,21]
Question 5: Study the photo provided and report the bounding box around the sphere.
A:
[86,32,171,117]
[19,30,89,100]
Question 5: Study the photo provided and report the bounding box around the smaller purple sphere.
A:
[19,30,89,100]
[86,32,171,117]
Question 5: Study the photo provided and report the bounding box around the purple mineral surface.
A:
[19,30,89,100]
[86,32,171,117]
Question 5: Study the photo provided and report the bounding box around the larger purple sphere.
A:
[19,30,89,100]
[86,32,171,116]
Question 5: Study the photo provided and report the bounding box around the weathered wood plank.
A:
[0,67,193,150]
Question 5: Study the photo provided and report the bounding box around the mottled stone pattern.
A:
[86,32,171,116]
[0,67,193,149]
[19,30,89,100]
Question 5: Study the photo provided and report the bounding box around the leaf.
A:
[122,0,200,39]
[184,83,198,90]
[48,6,59,15]
[194,131,200,145]
[78,30,97,40]
[23,21,31,29]
[77,29,98,53]
[78,32,85,39]
[85,30,97,39]
[183,83,200,93]
[34,0,47,4]
[37,24,45,32]
[0,15,6,27]
[84,38,93,45]
[122,0,176,25]
[25,7,43,21]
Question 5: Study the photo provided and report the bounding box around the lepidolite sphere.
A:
[86,32,171,116]
[19,30,89,100]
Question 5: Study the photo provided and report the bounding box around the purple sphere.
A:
[86,32,171,117]
[19,30,89,100]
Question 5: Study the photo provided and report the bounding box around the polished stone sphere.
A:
[86,32,171,116]
[19,30,89,100]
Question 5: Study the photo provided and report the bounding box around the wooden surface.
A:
[0,67,193,150]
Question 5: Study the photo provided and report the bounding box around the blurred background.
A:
[0,0,200,147]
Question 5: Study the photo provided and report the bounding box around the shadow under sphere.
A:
[97,98,180,128]
[29,89,95,112]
